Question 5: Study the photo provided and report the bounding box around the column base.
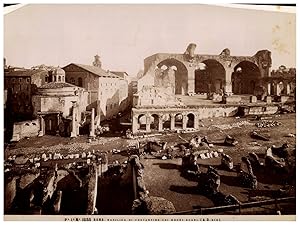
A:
[70,132,77,138]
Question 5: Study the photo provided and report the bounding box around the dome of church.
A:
[52,67,65,76]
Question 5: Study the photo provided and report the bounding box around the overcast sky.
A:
[4,4,296,76]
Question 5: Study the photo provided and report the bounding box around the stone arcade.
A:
[132,43,294,134]
[138,43,273,96]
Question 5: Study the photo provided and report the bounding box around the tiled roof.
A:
[111,71,128,78]
[39,82,78,89]
[69,64,119,78]
[4,69,48,77]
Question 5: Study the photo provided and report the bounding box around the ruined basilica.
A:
[132,43,294,134]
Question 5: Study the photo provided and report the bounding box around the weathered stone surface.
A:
[144,196,176,215]
[14,154,28,165]
[19,172,40,189]
[4,176,17,212]
[86,165,98,215]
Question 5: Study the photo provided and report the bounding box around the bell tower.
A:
[93,54,102,68]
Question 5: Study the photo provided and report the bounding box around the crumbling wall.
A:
[135,86,180,107]
[4,176,17,213]
[240,106,279,116]
[126,155,176,215]
[11,119,40,142]
[86,165,98,215]
[197,106,238,119]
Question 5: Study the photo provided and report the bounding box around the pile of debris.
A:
[197,166,240,206]
[221,153,233,170]
[211,120,252,130]
[255,120,282,128]
[129,155,176,215]
[237,157,258,189]
[95,126,110,136]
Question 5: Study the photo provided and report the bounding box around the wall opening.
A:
[231,61,261,95]
[162,114,171,130]
[156,58,188,95]
[195,59,226,94]
[175,113,183,129]
[187,113,195,128]
[150,114,159,130]
[138,114,146,131]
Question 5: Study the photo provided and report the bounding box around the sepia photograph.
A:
[2,2,296,221]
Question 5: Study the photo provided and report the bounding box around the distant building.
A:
[4,67,49,121]
[111,71,129,80]
[63,62,130,121]
[263,66,296,96]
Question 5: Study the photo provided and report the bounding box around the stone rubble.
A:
[255,120,282,128]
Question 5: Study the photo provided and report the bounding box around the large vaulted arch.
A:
[156,58,188,95]
[232,61,261,95]
[194,59,226,94]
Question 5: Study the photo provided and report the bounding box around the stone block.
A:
[250,96,257,103]
[280,96,289,103]
[223,95,241,104]
[265,96,272,103]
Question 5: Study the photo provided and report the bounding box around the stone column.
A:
[158,114,163,132]
[56,114,60,136]
[275,82,281,96]
[267,83,272,95]
[187,67,196,95]
[38,115,45,137]
[90,108,95,138]
[170,113,175,131]
[95,100,101,127]
[286,83,291,95]
[146,114,151,133]
[132,115,138,134]
[182,114,188,130]
[70,101,77,138]
[224,68,234,95]
[194,114,199,130]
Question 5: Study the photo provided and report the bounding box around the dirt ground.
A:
[5,113,296,213]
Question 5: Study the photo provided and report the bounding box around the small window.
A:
[32,123,36,126]
[25,123,29,126]
[58,76,61,82]
[78,77,83,87]
[12,78,16,83]
[54,76,57,82]
[70,78,75,84]
[19,78,22,82]
[26,78,30,83]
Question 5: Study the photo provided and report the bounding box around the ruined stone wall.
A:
[11,119,40,142]
[242,105,279,116]
[197,106,238,119]
[32,93,87,121]
[4,176,17,213]
[135,86,180,107]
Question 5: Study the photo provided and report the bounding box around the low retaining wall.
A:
[11,119,40,142]
[239,105,279,116]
